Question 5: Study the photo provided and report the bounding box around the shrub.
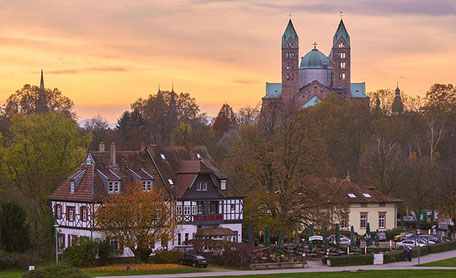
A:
[149,249,183,264]
[383,250,404,263]
[97,240,113,266]
[0,250,19,270]
[22,264,88,278]
[428,240,456,254]
[327,254,373,267]
[191,239,257,267]
[62,238,98,267]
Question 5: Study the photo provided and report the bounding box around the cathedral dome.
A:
[300,48,330,69]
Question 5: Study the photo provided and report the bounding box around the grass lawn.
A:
[421,257,456,267]
[203,270,456,278]
[0,269,26,278]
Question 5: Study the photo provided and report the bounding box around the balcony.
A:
[191,214,223,225]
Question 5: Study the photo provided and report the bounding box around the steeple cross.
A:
[340,11,343,19]
[313,41,318,49]
[289,11,292,19]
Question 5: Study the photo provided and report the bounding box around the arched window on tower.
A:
[339,42,344,48]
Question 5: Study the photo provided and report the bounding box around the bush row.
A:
[330,240,456,266]
[327,254,373,267]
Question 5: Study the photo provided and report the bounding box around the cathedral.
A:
[262,18,368,109]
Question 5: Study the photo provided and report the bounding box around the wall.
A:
[347,203,397,234]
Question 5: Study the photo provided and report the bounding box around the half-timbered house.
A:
[49,143,244,256]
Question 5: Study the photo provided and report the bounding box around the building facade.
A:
[49,144,244,256]
[263,18,369,110]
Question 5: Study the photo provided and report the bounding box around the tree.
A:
[3,84,74,118]
[224,109,338,235]
[116,109,148,150]
[131,90,204,145]
[237,105,259,126]
[1,112,90,255]
[171,123,193,146]
[212,104,237,138]
[83,115,115,151]
[425,84,456,112]
[96,183,178,263]
[0,202,31,252]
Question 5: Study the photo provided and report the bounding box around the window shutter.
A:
[80,207,83,222]
[68,234,71,246]
[62,233,65,248]
[66,207,69,221]
[119,243,124,254]
[59,205,62,219]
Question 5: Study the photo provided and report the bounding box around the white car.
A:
[397,239,426,248]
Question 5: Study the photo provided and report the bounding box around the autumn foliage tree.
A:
[96,182,178,263]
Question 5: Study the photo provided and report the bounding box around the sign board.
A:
[309,235,323,241]
[374,254,384,265]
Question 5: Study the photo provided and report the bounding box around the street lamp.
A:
[53,224,60,264]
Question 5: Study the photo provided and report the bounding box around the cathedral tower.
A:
[281,19,299,105]
[330,19,351,100]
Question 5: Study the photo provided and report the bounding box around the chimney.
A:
[110,142,116,166]
[345,168,351,182]
[140,142,146,151]
[99,142,105,152]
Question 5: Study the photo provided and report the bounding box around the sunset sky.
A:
[1,0,455,122]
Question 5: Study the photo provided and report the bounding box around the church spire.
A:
[392,84,404,115]
[282,19,299,47]
[40,69,45,90]
[333,19,350,47]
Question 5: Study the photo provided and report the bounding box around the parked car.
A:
[419,234,440,243]
[339,237,351,246]
[394,232,407,241]
[397,239,426,248]
[377,232,387,241]
[416,237,435,245]
[179,254,208,268]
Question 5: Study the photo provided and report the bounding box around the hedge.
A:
[0,250,18,270]
[329,240,456,266]
[22,264,88,278]
[327,254,373,267]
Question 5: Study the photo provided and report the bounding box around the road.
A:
[96,249,456,278]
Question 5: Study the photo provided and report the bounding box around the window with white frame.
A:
[110,239,119,250]
[202,182,207,191]
[230,204,235,212]
[196,182,202,191]
[360,214,367,229]
[339,42,344,48]
[55,204,62,219]
[177,233,182,245]
[108,181,120,193]
[81,206,88,222]
[176,206,182,215]
[192,206,198,215]
[340,62,346,69]
[197,201,204,214]
[339,52,346,59]
[221,180,227,190]
[184,206,190,215]
[70,181,75,193]
[185,233,189,245]
[379,213,386,229]
[68,207,75,222]
[341,215,348,229]
[142,180,152,192]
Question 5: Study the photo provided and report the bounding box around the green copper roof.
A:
[350,83,367,98]
[300,48,330,69]
[265,82,282,98]
[302,96,321,108]
[282,19,298,47]
[333,19,350,47]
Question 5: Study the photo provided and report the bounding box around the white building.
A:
[49,144,244,256]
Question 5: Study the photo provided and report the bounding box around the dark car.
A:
[179,254,208,268]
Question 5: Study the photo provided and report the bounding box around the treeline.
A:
[1,82,456,261]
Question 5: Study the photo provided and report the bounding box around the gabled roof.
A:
[50,145,243,203]
[328,177,402,204]
[282,19,299,47]
[333,19,350,47]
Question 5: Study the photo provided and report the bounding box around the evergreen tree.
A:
[0,202,31,252]
[212,104,237,138]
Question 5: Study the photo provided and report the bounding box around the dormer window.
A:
[196,153,201,159]
[70,181,75,193]
[168,179,174,185]
[143,180,152,192]
[160,154,166,160]
[196,181,208,191]
[220,180,226,190]
[108,181,120,193]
